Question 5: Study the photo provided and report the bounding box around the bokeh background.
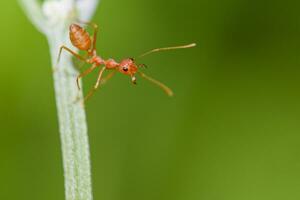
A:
[1,0,300,200]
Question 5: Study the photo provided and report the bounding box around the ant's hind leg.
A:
[83,66,106,102]
[86,22,98,51]
[57,45,88,64]
[76,64,97,90]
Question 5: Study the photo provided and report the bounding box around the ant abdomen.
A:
[69,24,92,51]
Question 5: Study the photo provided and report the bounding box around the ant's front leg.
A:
[131,75,137,85]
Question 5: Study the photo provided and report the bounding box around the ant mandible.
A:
[57,22,196,102]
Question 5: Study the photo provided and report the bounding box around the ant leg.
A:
[83,66,106,102]
[100,70,116,85]
[57,45,87,64]
[131,75,137,85]
[90,22,98,52]
[77,60,87,69]
[138,72,174,96]
[76,54,89,69]
[76,64,97,90]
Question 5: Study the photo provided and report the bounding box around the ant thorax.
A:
[103,58,118,69]
[88,56,104,66]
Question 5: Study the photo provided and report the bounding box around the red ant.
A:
[57,22,196,102]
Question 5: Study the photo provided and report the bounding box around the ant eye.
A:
[123,67,128,72]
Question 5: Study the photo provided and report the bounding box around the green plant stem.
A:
[18,0,99,200]
[49,36,92,200]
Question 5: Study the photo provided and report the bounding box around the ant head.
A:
[118,58,138,84]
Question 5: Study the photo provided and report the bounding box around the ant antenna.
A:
[138,72,173,96]
[138,43,196,58]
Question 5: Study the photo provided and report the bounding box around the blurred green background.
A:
[1,0,300,200]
